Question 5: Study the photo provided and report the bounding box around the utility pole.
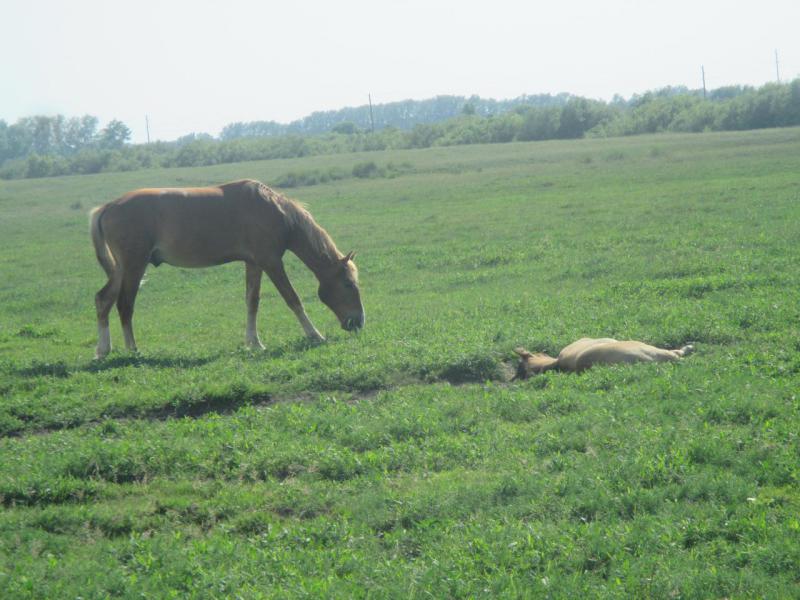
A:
[145,115,151,144]
[775,49,781,83]
[368,94,375,133]
[701,66,707,99]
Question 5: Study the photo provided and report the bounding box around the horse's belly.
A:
[574,342,664,370]
[152,202,250,267]
[558,338,618,371]
[152,243,244,268]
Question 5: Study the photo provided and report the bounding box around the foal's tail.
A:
[89,205,116,278]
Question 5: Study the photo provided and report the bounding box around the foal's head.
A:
[512,348,558,379]
[318,251,365,332]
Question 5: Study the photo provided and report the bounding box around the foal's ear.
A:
[513,347,532,359]
[341,251,356,264]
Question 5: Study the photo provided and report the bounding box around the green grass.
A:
[1,129,800,598]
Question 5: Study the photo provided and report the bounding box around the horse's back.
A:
[100,185,231,245]
[95,180,281,268]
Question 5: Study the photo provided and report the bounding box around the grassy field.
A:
[1,128,800,598]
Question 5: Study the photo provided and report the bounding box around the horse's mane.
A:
[256,182,342,262]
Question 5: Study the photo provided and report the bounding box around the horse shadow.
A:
[261,337,326,359]
[12,339,326,379]
[13,353,220,379]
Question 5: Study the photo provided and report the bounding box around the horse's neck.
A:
[287,224,340,281]
[525,353,559,373]
[538,355,561,372]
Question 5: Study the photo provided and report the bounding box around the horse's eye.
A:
[344,281,355,289]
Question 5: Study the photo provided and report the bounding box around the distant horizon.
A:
[2,77,795,145]
[3,72,796,145]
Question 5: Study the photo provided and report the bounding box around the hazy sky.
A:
[2,0,798,143]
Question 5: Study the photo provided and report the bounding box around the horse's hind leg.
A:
[95,273,122,359]
[245,262,265,349]
[652,344,696,362]
[116,261,148,352]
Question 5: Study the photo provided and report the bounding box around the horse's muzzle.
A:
[343,314,365,331]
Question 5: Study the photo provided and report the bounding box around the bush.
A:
[272,167,347,188]
[332,122,360,134]
[70,149,111,174]
[352,161,382,178]
[0,158,26,179]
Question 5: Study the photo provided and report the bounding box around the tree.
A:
[0,120,8,162]
[64,115,99,153]
[517,107,561,141]
[7,119,34,158]
[30,116,54,154]
[98,119,131,149]
[176,132,214,146]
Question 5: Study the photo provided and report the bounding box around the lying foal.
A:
[513,338,694,379]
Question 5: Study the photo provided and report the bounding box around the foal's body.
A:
[514,338,694,378]
[90,179,364,359]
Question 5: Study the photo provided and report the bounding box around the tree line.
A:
[219,93,573,139]
[2,80,799,180]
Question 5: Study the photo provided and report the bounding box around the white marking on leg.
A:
[122,324,137,352]
[96,324,111,359]
[246,310,264,349]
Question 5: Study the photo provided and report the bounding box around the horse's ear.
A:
[513,347,532,358]
[341,251,356,263]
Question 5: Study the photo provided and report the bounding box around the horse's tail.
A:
[89,205,116,278]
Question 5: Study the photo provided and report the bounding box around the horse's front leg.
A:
[245,262,265,349]
[263,261,325,342]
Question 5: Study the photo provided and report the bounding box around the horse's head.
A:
[512,347,557,379]
[318,251,365,332]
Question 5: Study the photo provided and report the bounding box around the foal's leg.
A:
[652,344,695,362]
[116,261,148,352]
[95,272,122,359]
[245,262,265,349]
[263,261,325,342]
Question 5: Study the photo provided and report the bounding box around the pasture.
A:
[1,129,799,598]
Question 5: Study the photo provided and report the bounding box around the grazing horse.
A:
[90,179,364,359]
[513,338,694,379]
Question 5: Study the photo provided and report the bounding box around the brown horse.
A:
[513,338,694,379]
[90,179,364,359]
